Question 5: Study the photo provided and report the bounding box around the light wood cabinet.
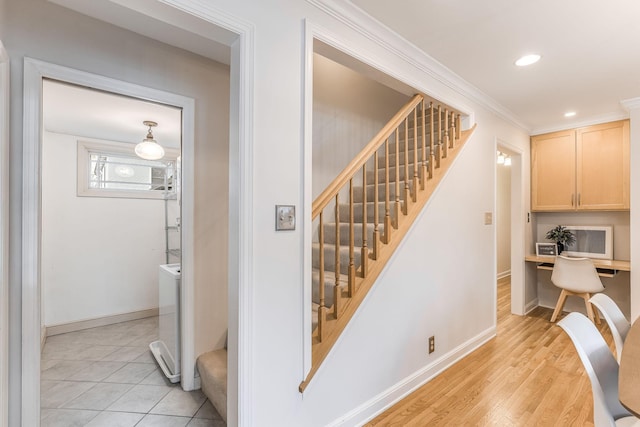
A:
[531,120,629,211]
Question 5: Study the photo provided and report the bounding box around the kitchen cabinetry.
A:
[531,120,629,211]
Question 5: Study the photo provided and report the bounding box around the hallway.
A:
[368,278,612,426]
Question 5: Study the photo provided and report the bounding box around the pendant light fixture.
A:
[135,120,165,160]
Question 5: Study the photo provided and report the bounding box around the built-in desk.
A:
[525,255,631,277]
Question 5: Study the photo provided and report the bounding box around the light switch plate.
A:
[484,212,493,225]
[276,205,296,231]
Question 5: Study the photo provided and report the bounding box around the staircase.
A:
[300,94,476,392]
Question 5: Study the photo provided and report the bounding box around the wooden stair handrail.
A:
[312,94,424,219]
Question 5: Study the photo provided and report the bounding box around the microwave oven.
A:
[562,225,613,260]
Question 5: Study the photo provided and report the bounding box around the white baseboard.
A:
[497,270,511,280]
[525,298,540,315]
[46,308,159,336]
[40,326,47,348]
[327,326,497,427]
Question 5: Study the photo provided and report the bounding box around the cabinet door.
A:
[531,130,576,211]
[576,120,629,210]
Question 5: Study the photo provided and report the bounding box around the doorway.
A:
[496,139,526,316]
[22,59,199,424]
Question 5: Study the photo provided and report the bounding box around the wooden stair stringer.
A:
[299,125,476,393]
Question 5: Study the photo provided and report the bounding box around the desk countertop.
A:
[524,255,630,272]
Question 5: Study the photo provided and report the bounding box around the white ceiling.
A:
[43,79,182,148]
[351,0,640,133]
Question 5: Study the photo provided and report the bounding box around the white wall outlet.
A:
[276,205,296,231]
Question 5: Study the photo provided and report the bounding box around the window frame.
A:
[77,139,180,200]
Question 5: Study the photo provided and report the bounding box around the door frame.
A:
[0,40,10,427]
[496,138,526,315]
[22,58,196,424]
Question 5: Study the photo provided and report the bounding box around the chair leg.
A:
[582,293,601,324]
[551,289,569,322]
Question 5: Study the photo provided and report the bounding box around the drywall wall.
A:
[4,0,534,425]
[41,132,173,326]
[3,1,229,423]
[496,162,511,278]
[313,53,409,198]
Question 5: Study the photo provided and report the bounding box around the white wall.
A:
[41,132,172,326]
[4,0,535,425]
[3,1,229,423]
[496,162,511,278]
[313,53,409,198]
[631,105,640,321]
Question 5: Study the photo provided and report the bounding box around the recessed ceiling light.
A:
[564,111,577,118]
[515,54,541,67]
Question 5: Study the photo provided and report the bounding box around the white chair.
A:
[550,256,605,323]
[589,293,631,362]
[558,312,640,427]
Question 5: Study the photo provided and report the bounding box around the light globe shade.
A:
[504,157,512,166]
[135,140,165,160]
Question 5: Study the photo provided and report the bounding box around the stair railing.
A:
[305,93,465,392]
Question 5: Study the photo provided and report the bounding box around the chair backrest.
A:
[558,312,632,427]
[551,256,604,293]
[589,293,631,362]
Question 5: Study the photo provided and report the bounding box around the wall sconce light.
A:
[497,150,511,166]
[135,120,165,160]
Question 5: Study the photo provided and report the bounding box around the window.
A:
[78,140,180,199]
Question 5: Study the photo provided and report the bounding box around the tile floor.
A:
[41,316,225,427]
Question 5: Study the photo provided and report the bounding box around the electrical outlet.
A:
[428,336,435,354]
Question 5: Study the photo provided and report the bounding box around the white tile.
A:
[41,380,97,408]
[137,414,190,427]
[41,360,93,380]
[68,361,126,381]
[62,382,133,410]
[84,411,144,427]
[101,346,149,362]
[193,400,223,421]
[107,384,171,413]
[140,368,174,386]
[103,362,157,384]
[150,388,207,417]
[133,348,157,364]
[40,408,99,427]
[187,418,226,427]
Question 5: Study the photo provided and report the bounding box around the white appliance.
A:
[150,263,181,383]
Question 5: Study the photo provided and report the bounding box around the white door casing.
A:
[22,58,195,426]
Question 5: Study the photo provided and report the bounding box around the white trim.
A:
[621,97,640,112]
[497,270,511,280]
[22,58,197,425]
[0,39,9,427]
[525,298,540,315]
[307,20,475,131]
[326,326,496,426]
[302,20,314,379]
[306,0,528,133]
[46,308,159,336]
[497,139,527,316]
[531,112,629,136]
[76,139,180,200]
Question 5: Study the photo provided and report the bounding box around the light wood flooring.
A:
[367,278,616,426]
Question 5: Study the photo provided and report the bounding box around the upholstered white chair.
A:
[550,256,604,323]
[589,294,631,363]
[558,312,640,427]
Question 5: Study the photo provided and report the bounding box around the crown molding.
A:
[530,111,630,136]
[306,0,531,133]
[621,97,640,111]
